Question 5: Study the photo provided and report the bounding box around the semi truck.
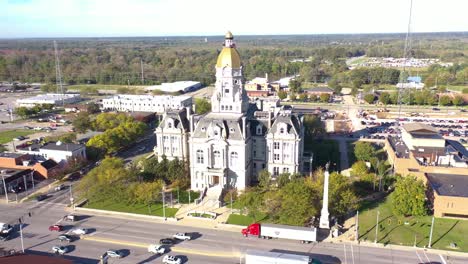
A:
[241,223,316,243]
[245,250,315,264]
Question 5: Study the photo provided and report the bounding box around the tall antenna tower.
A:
[54,40,64,106]
[396,0,413,127]
[140,58,145,84]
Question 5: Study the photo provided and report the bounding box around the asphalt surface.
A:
[1,200,468,264]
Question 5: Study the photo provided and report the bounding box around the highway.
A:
[1,201,468,264]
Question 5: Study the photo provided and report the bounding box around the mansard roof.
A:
[192,113,245,140]
[160,108,190,131]
[269,113,301,136]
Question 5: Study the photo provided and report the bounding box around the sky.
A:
[1,0,467,38]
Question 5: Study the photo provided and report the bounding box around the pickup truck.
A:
[148,244,166,254]
[173,233,191,241]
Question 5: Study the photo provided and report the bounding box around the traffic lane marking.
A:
[81,235,241,258]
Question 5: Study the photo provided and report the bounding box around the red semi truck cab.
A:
[242,223,260,237]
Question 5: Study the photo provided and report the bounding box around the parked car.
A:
[49,225,63,232]
[36,194,48,201]
[58,234,74,243]
[106,249,123,258]
[162,255,182,264]
[71,228,87,235]
[148,244,166,254]
[52,245,68,255]
[159,238,175,245]
[13,136,26,141]
[173,233,191,241]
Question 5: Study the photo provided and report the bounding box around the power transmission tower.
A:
[54,40,64,106]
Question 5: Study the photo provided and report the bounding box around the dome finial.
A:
[225,31,233,39]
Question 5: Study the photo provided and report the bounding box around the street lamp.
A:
[1,175,8,203]
[374,210,380,244]
[161,186,166,220]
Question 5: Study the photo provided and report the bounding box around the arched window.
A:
[196,150,204,164]
[168,122,172,128]
[230,152,238,167]
[256,125,262,135]
[279,127,285,134]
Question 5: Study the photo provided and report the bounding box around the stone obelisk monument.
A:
[319,162,330,229]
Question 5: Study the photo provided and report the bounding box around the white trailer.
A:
[245,250,311,264]
[260,223,317,243]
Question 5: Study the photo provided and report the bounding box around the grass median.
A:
[85,200,178,218]
[0,129,37,144]
[359,197,468,252]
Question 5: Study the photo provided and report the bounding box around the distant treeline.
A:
[0,32,466,86]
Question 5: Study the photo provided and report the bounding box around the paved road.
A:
[1,201,467,264]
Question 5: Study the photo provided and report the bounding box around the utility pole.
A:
[428,216,435,248]
[2,175,8,203]
[19,222,25,253]
[177,187,180,205]
[188,190,191,204]
[162,187,166,220]
[374,211,380,244]
[69,184,74,210]
[355,210,359,242]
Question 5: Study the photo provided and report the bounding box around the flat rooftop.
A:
[426,173,468,198]
[388,136,410,159]
[0,152,25,159]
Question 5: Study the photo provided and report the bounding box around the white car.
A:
[70,228,87,235]
[162,255,182,264]
[52,245,68,255]
[172,232,191,241]
[147,244,165,254]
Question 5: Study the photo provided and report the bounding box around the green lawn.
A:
[304,139,340,171]
[85,200,178,218]
[359,197,468,252]
[447,85,468,93]
[172,190,200,204]
[0,129,37,144]
[226,213,268,226]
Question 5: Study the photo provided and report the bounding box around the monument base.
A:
[319,216,330,229]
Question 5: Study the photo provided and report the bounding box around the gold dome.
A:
[216,47,241,68]
[225,31,233,39]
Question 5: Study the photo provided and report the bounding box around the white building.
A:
[18,141,87,165]
[145,81,202,93]
[17,93,81,107]
[101,94,192,113]
[154,32,304,193]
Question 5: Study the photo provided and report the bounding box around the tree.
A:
[237,188,265,222]
[379,92,391,105]
[328,78,342,94]
[129,180,164,206]
[58,133,77,143]
[14,107,32,119]
[319,93,331,103]
[351,161,368,177]
[258,170,271,190]
[354,142,376,161]
[276,180,318,226]
[289,79,302,93]
[277,173,291,188]
[73,112,92,133]
[439,95,452,106]
[452,95,464,106]
[41,83,58,93]
[303,115,325,137]
[363,94,375,104]
[328,172,358,217]
[391,176,427,216]
[277,90,287,100]
[86,103,100,114]
[298,93,308,101]
[289,93,297,101]
[195,98,211,115]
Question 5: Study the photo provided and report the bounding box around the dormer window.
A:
[168,123,172,128]
[256,125,262,135]
[201,127,206,132]
[230,128,235,133]
[280,128,285,134]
